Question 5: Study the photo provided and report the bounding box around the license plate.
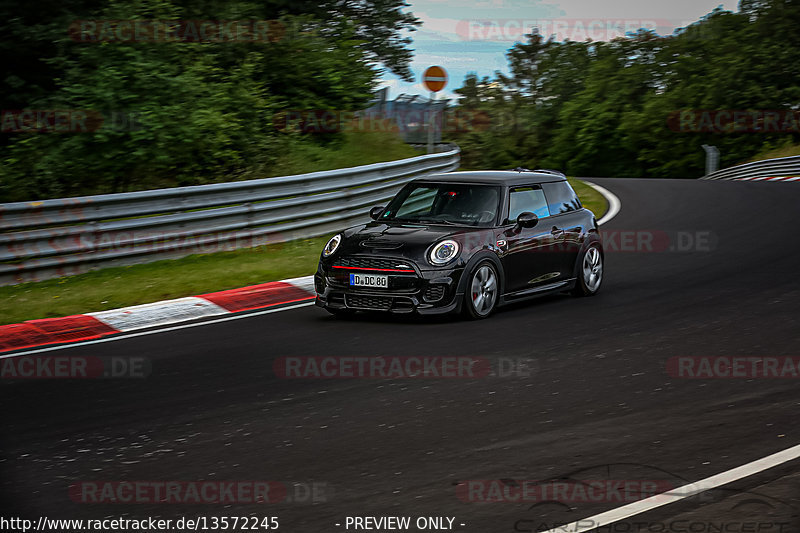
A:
[350,273,388,288]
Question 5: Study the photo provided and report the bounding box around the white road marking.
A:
[582,181,621,225]
[0,301,315,359]
[541,442,800,533]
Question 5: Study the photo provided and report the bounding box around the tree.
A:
[448,0,800,178]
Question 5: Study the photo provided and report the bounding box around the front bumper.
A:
[314,259,464,315]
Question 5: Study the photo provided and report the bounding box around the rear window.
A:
[542,181,582,214]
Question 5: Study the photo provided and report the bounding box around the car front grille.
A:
[333,257,415,271]
[345,295,393,310]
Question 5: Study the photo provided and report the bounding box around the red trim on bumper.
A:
[332,266,415,273]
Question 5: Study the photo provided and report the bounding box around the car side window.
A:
[542,181,582,214]
[507,186,550,223]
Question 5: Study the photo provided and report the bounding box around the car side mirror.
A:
[369,206,384,220]
[516,212,538,229]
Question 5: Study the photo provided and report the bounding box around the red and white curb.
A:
[0,276,316,353]
[735,176,800,182]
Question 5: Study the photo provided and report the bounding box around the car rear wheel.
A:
[572,244,603,297]
[463,261,498,319]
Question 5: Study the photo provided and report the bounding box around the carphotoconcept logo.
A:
[514,519,792,532]
[506,463,796,532]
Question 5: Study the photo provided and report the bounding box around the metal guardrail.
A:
[700,154,800,180]
[0,145,460,285]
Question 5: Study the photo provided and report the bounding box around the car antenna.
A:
[533,168,566,177]
[509,167,567,177]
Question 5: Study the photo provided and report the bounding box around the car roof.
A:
[413,170,567,186]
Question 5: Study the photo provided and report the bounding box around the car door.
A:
[541,181,584,280]
[500,185,558,294]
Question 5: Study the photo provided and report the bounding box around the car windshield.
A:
[381,183,500,227]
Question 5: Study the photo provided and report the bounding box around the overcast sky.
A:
[379,0,740,101]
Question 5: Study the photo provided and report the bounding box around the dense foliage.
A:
[450,0,800,178]
[0,0,419,201]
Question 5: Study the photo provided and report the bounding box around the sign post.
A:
[422,66,448,154]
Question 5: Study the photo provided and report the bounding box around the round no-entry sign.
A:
[423,66,448,92]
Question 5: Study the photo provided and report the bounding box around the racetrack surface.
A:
[2,178,799,532]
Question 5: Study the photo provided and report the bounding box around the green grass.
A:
[568,178,607,219]
[269,131,419,176]
[0,237,329,326]
[745,142,800,163]
[0,179,608,325]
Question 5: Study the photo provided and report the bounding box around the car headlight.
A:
[322,234,342,257]
[429,239,460,265]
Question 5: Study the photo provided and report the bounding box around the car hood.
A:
[334,221,462,262]
[351,221,458,242]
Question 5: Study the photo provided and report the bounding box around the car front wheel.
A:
[463,261,499,319]
[572,243,603,296]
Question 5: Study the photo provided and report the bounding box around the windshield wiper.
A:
[386,217,422,224]
[387,217,456,225]
[416,218,459,225]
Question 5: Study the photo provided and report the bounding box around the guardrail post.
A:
[702,144,720,176]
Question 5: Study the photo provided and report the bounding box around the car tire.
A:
[571,243,603,297]
[463,261,499,319]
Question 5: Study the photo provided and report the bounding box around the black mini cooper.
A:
[314,170,603,319]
